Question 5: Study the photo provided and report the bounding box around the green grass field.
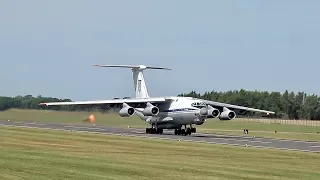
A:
[1,126,319,180]
[1,109,320,141]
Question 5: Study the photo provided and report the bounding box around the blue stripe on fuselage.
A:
[161,108,198,113]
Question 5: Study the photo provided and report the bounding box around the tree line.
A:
[0,95,73,111]
[0,89,319,120]
[178,89,320,120]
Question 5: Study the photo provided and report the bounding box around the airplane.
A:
[39,64,275,136]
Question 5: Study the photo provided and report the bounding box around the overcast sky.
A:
[0,0,319,100]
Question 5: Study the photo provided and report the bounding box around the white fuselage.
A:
[135,96,208,129]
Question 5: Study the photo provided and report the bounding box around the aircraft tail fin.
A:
[93,64,171,99]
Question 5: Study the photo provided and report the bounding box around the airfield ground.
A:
[1,109,319,141]
[1,126,319,180]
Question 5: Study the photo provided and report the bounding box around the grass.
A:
[1,109,320,141]
[1,126,319,180]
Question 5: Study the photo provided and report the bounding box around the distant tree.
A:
[0,89,319,120]
[179,89,320,120]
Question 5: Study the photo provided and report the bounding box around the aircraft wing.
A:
[200,99,275,114]
[39,97,166,106]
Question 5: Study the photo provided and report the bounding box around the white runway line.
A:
[250,140,272,144]
[72,127,89,129]
[35,124,47,126]
[22,122,47,126]
[64,125,77,128]
[9,122,24,124]
[310,145,320,148]
[209,137,272,144]
[131,131,145,134]
[89,128,106,130]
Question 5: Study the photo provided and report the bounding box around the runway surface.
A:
[1,120,319,153]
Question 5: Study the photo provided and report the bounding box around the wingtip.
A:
[162,67,171,70]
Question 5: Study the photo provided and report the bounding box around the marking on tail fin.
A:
[138,80,141,93]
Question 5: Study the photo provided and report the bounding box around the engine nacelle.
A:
[142,103,159,116]
[119,107,135,117]
[206,105,220,118]
[218,107,236,120]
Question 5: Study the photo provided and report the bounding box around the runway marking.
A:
[36,124,47,126]
[22,122,46,126]
[18,125,31,128]
[183,140,194,142]
[131,130,144,133]
[310,145,320,148]
[64,125,77,128]
[9,122,24,124]
[71,127,89,129]
[207,137,272,144]
[90,127,106,130]
[78,130,89,133]
[250,140,272,144]
[199,132,320,143]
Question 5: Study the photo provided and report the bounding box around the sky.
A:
[0,0,319,101]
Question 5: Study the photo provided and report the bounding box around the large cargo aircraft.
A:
[40,65,275,136]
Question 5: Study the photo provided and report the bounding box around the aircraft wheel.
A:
[191,128,196,133]
[175,129,181,135]
[156,128,163,134]
[181,129,186,136]
[146,128,149,134]
[186,128,192,135]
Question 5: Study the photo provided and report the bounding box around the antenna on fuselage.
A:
[92,64,171,98]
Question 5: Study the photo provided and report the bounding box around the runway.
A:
[1,120,319,153]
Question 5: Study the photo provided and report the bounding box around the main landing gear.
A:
[145,125,196,136]
[174,126,196,136]
[146,127,163,134]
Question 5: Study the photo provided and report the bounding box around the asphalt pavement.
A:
[1,120,319,153]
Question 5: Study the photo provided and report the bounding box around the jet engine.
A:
[119,103,135,117]
[206,105,220,118]
[218,107,236,120]
[142,102,159,116]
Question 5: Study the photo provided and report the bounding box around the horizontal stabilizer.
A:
[92,64,171,70]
